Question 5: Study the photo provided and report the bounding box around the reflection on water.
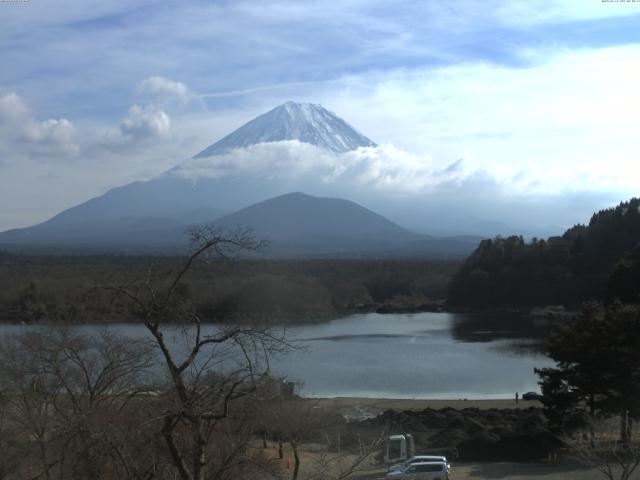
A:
[274,312,552,399]
[450,310,550,343]
[0,312,553,399]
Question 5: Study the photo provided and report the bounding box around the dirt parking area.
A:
[441,461,611,480]
[352,461,613,480]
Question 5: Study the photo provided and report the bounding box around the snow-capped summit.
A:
[194,101,376,157]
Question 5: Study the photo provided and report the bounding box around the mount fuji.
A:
[194,101,376,157]
[0,102,480,257]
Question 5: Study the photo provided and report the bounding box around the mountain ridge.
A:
[0,190,481,258]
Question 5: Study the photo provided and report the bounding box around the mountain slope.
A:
[212,192,479,258]
[194,102,376,157]
[0,207,226,250]
[215,192,414,241]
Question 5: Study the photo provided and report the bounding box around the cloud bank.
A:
[170,122,637,200]
[171,141,473,196]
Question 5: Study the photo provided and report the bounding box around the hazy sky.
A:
[1,0,639,232]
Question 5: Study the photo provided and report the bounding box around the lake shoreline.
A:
[0,300,447,325]
[0,303,575,326]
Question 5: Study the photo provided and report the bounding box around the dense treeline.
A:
[448,198,640,307]
[0,253,458,323]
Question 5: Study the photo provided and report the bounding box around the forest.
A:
[447,198,640,308]
[0,252,458,324]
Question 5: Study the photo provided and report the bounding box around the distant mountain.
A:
[0,205,226,251]
[212,192,479,258]
[216,192,412,240]
[0,102,481,257]
[194,102,376,157]
[0,102,377,250]
[213,192,414,256]
[0,190,481,258]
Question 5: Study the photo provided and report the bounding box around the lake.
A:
[0,312,552,399]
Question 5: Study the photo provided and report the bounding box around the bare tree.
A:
[0,327,158,480]
[572,421,640,480]
[263,398,322,480]
[0,329,70,480]
[105,226,290,480]
[0,379,23,479]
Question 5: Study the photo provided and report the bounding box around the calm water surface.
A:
[0,312,552,399]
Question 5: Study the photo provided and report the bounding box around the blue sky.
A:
[1,0,640,231]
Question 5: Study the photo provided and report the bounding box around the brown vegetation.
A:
[0,251,458,324]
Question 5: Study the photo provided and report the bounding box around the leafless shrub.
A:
[571,421,640,480]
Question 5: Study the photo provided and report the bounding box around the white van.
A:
[385,434,415,465]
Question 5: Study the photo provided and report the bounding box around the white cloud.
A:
[136,76,199,108]
[137,76,189,98]
[100,77,204,150]
[120,105,171,140]
[0,92,30,124]
[170,140,486,197]
[0,91,79,158]
[24,118,74,142]
[495,0,640,27]
[102,104,171,149]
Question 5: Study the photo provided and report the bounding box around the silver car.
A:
[388,455,449,473]
[386,461,450,480]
